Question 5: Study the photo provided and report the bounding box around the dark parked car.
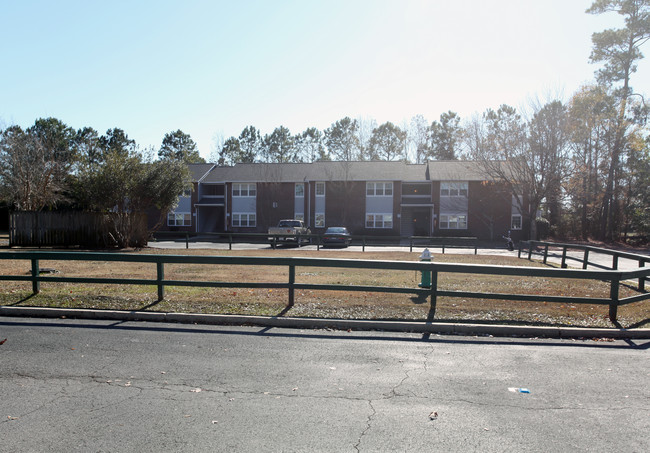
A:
[322,227,352,247]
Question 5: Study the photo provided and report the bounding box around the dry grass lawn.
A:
[0,247,647,329]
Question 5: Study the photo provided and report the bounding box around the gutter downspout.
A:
[225,183,229,232]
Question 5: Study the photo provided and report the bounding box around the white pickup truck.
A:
[268,219,311,244]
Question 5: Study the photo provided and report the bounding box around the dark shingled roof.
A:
[200,161,489,183]
[187,163,216,182]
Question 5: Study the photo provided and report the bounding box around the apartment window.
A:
[295,184,304,197]
[440,182,468,197]
[232,213,256,227]
[315,213,325,227]
[511,214,522,230]
[366,213,393,229]
[316,182,325,196]
[439,214,467,230]
[232,183,256,197]
[366,182,393,196]
[167,212,191,227]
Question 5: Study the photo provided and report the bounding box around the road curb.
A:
[1,306,648,339]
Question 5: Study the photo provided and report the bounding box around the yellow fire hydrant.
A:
[418,248,432,288]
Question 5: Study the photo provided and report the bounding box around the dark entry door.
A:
[412,209,431,236]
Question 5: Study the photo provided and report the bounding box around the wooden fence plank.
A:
[9,211,148,248]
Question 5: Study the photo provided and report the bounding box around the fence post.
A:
[229,234,233,251]
[518,242,523,259]
[528,242,533,261]
[583,249,589,270]
[543,244,549,265]
[186,233,189,249]
[427,270,438,322]
[362,236,366,252]
[36,214,41,249]
[409,237,413,253]
[561,246,567,269]
[609,274,620,323]
[288,265,295,307]
[31,258,40,294]
[612,254,619,270]
[640,260,646,291]
[157,262,165,301]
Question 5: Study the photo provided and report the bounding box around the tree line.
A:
[215,112,464,166]
[0,121,196,242]
[0,0,648,243]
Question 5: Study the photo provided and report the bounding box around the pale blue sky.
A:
[0,0,644,160]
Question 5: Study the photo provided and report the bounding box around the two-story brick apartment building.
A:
[162,160,526,242]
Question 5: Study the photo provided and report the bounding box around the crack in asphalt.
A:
[353,400,376,453]
[1,379,72,424]
[353,358,420,452]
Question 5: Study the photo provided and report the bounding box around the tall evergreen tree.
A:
[158,129,204,163]
[587,0,650,240]
[99,128,136,158]
[368,122,407,161]
[238,126,261,163]
[295,127,327,162]
[428,111,462,160]
[219,137,241,166]
[324,117,361,161]
[261,126,297,163]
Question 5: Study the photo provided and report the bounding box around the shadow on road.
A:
[1,318,647,350]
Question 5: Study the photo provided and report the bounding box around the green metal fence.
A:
[519,240,650,291]
[1,250,649,323]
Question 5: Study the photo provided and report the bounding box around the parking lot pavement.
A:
[147,240,646,271]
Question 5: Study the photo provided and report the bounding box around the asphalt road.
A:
[1,318,648,452]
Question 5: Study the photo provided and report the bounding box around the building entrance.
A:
[412,209,431,236]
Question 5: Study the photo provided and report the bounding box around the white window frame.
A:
[439,214,467,230]
[365,213,393,229]
[295,183,304,197]
[441,182,468,197]
[366,182,393,197]
[511,214,522,230]
[232,183,257,197]
[232,212,256,227]
[315,212,325,227]
[167,212,191,227]
[315,182,325,197]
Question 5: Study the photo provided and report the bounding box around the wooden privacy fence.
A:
[1,250,649,323]
[10,211,148,248]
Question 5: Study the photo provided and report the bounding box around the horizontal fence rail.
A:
[519,240,650,291]
[1,250,649,324]
[151,231,478,253]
